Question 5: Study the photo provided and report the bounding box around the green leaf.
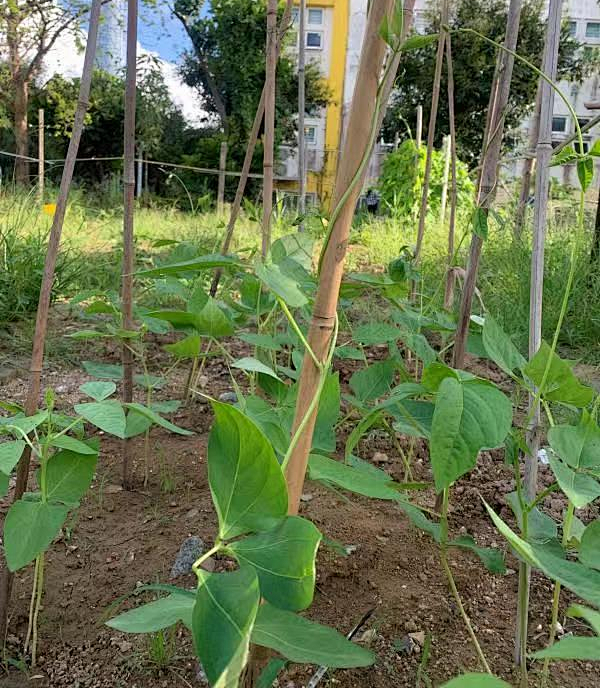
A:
[349,360,395,403]
[229,516,321,611]
[134,374,165,389]
[379,14,392,46]
[0,471,8,497]
[208,402,287,540]
[4,500,70,570]
[239,333,282,351]
[107,594,194,633]
[46,449,98,504]
[67,329,110,340]
[164,335,202,359]
[472,207,488,238]
[232,357,281,381]
[430,378,512,491]
[254,260,307,308]
[548,413,600,470]
[193,567,260,688]
[313,372,340,453]
[1,411,48,436]
[589,140,600,157]
[533,636,600,660]
[0,440,26,474]
[441,675,510,688]
[82,361,124,380]
[482,314,526,375]
[389,400,434,439]
[195,298,235,338]
[252,603,375,668]
[271,233,313,271]
[74,401,126,438]
[577,156,594,191]
[188,283,209,315]
[568,604,600,635]
[524,343,593,407]
[124,411,153,438]
[550,145,579,167]
[401,33,439,52]
[420,362,460,393]
[579,521,600,570]
[505,492,557,543]
[123,403,193,436]
[548,454,600,509]
[257,658,286,688]
[401,331,437,365]
[151,400,181,414]
[49,434,97,455]
[334,345,365,360]
[353,323,400,345]
[79,381,116,402]
[136,254,242,278]
[449,535,506,574]
[146,310,199,329]
[345,409,383,459]
[308,454,405,501]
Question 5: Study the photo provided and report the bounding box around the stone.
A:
[218,391,238,403]
[372,452,389,463]
[170,536,205,578]
[409,631,426,646]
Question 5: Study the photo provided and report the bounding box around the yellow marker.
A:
[42,203,57,216]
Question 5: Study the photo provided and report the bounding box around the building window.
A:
[308,8,323,24]
[552,116,567,132]
[568,20,577,36]
[304,125,317,145]
[578,117,590,130]
[586,22,600,38]
[306,31,322,48]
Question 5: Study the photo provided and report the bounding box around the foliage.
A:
[378,140,474,217]
[383,0,591,164]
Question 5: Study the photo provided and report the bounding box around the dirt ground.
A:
[1,324,599,688]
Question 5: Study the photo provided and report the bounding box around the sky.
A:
[138,3,194,63]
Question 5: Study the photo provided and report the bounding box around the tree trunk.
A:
[13,78,30,185]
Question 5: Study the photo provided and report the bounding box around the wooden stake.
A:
[440,134,451,225]
[516,0,563,669]
[121,0,138,489]
[136,145,143,198]
[209,0,294,296]
[514,85,542,238]
[444,30,458,311]
[38,109,44,205]
[217,140,228,214]
[297,0,307,232]
[285,0,395,514]
[416,105,423,148]
[261,0,278,257]
[0,0,102,640]
[453,0,523,369]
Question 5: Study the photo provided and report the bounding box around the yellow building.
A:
[276,1,368,208]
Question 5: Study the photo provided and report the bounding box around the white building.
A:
[96,0,127,75]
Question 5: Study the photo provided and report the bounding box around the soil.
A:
[1,317,599,688]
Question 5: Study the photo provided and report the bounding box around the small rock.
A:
[372,452,389,464]
[404,619,418,633]
[458,525,468,535]
[300,493,314,502]
[171,536,205,578]
[200,557,216,572]
[375,535,389,544]
[357,628,377,644]
[409,631,426,646]
[118,640,133,653]
[555,622,564,636]
[185,508,200,520]
[198,375,209,388]
[218,391,238,403]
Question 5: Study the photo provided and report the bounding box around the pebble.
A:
[218,391,237,403]
[404,619,418,632]
[372,452,389,463]
[409,631,426,646]
[300,493,314,502]
[170,536,205,578]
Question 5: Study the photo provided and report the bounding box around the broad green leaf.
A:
[313,372,340,453]
[239,333,282,351]
[308,454,405,500]
[389,400,434,439]
[548,454,600,509]
[124,410,153,438]
[1,411,48,436]
[349,360,395,403]
[0,440,26,474]
[401,33,439,52]
[353,323,400,345]
[136,254,242,278]
[46,449,98,504]
[441,675,510,688]
[257,658,286,688]
[271,233,313,271]
[472,207,488,238]
[345,409,383,459]
[82,361,124,380]
[505,491,557,543]
[548,413,600,470]
[524,343,593,407]
[430,378,512,491]
[449,535,506,574]
[482,314,526,375]
[254,260,307,308]
[397,501,441,541]
[590,139,600,157]
[0,471,8,497]
[79,381,116,402]
[146,310,199,329]
[251,603,375,668]
[401,331,437,365]
[533,636,600,660]
[577,157,594,191]
[67,330,110,340]
[151,400,180,414]
[164,335,202,359]
[107,594,194,633]
[50,435,97,455]
[420,362,460,392]
[75,401,126,438]
[229,516,321,611]
[134,374,165,389]
[241,396,289,458]
[193,567,260,688]
[195,298,235,338]
[4,500,70,570]
[485,503,600,607]
[568,604,600,635]
[580,521,600,570]
[124,403,193,436]
[208,402,287,539]
[334,345,365,360]
[188,283,209,315]
[232,357,281,381]
[550,145,578,166]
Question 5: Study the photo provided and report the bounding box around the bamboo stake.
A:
[121,0,138,489]
[453,0,523,369]
[440,134,451,224]
[261,0,278,258]
[38,109,44,205]
[285,0,395,514]
[514,85,542,238]
[297,0,307,232]
[416,105,423,148]
[444,29,458,311]
[209,0,294,296]
[217,141,228,214]
[413,0,449,267]
[515,0,563,671]
[0,0,102,640]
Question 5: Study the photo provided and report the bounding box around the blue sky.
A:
[138,2,205,63]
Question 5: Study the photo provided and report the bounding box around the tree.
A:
[173,0,329,164]
[0,0,89,184]
[383,0,587,165]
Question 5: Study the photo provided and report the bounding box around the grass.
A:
[1,183,599,362]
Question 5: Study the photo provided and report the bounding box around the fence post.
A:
[38,109,45,205]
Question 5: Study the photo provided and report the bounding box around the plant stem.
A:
[24,555,40,654]
[31,552,44,667]
[439,488,492,674]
